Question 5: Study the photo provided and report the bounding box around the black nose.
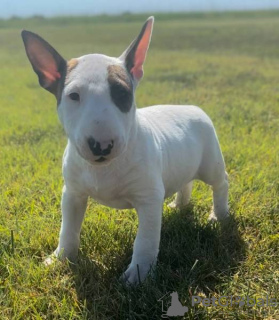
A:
[87,137,114,156]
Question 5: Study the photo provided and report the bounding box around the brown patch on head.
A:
[65,58,78,84]
[107,65,133,113]
[67,58,78,73]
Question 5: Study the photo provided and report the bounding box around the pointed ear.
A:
[21,30,67,97]
[121,16,154,82]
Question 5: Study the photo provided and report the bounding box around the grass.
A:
[1,10,279,319]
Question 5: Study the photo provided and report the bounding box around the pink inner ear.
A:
[28,39,61,86]
[41,69,61,84]
[131,19,153,80]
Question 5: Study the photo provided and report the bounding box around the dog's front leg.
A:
[121,196,164,285]
[45,186,88,265]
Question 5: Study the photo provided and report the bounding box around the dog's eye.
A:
[69,92,80,102]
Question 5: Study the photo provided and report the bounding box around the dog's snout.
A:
[87,137,114,156]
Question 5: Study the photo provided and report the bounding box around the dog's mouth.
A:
[95,156,106,163]
[75,145,108,164]
[74,142,126,166]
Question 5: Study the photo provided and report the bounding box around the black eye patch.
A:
[109,81,133,113]
[107,65,133,113]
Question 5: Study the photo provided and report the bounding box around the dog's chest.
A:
[73,164,133,209]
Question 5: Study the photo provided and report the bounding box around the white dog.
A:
[21,17,229,284]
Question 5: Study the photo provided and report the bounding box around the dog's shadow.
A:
[69,202,246,318]
[157,203,246,289]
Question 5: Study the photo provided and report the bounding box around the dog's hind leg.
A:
[197,129,229,222]
[168,181,193,209]
[209,171,229,221]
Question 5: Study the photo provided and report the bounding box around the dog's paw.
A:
[44,247,78,266]
[120,263,153,286]
[43,253,58,266]
[208,208,229,223]
[168,201,178,209]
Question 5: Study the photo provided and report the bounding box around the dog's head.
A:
[21,17,154,165]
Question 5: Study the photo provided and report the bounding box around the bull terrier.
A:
[21,16,229,285]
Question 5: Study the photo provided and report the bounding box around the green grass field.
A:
[1,11,279,319]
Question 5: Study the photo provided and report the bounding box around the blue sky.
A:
[2,0,279,18]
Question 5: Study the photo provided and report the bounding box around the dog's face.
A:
[57,54,136,164]
[22,17,153,165]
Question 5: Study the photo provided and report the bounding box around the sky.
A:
[2,0,279,18]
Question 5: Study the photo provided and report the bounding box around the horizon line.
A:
[2,7,279,20]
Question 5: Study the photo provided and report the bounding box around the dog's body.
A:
[22,17,229,284]
[64,104,225,208]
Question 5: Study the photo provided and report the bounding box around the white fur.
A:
[44,34,228,286]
